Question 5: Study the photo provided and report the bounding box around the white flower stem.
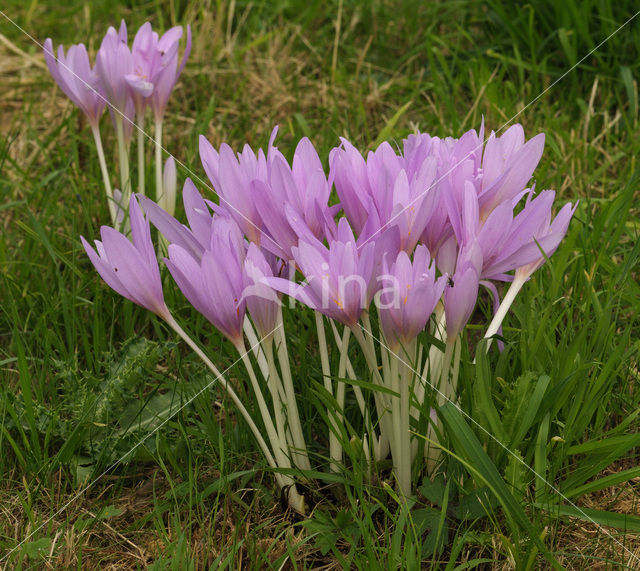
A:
[398,344,414,496]
[154,117,163,206]
[243,316,269,379]
[350,324,391,460]
[262,338,289,450]
[315,312,342,471]
[449,336,461,402]
[115,116,131,212]
[136,112,145,197]
[90,124,116,225]
[370,309,390,380]
[273,313,310,470]
[425,411,440,475]
[164,316,281,485]
[437,337,456,407]
[330,320,368,422]
[238,343,289,468]
[428,335,461,474]
[389,349,403,489]
[483,274,526,350]
[423,303,447,383]
[237,339,307,513]
[336,325,350,428]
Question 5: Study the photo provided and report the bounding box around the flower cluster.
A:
[45,21,191,226]
[82,118,575,504]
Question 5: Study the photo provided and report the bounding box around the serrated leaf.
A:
[504,449,528,502]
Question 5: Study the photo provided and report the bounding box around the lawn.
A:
[1,0,640,568]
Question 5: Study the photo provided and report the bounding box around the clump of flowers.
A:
[80,119,575,510]
[52,19,576,513]
[45,20,191,229]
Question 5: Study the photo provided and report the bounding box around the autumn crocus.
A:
[95,21,134,213]
[376,245,447,495]
[482,191,577,345]
[44,38,118,224]
[142,23,191,212]
[163,213,308,505]
[477,125,545,219]
[267,218,375,326]
[330,138,440,252]
[165,217,247,347]
[378,246,447,352]
[251,134,337,259]
[43,39,105,128]
[125,22,156,198]
[200,128,334,259]
[81,195,170,320]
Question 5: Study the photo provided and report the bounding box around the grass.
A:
[1,0,640,568]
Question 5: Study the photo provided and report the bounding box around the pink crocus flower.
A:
[150,25,192,121]
[124,22,158,112]
[164,217,247,347]
[43,39,105,128]
[81,195,170,320]
[266,218,376,326]
[330,137,440,253]
[479,190,577,281]
[95,21,133,115]
[444,240,483,339]
[200,127,335,259]
[378,246,447,350]
[477,125,545,219]
[242,244,281,339]
[123,22,191,120]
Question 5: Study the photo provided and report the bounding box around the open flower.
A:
[81,195,170,320]
[478,125,545,219]
[378,246,447,350]
[95,21,133,115]
[200,127,335,259]
[266,218,376,326]
[478,190,577,281]
[44,39,106,128]
[123,22,192,120]
[164,217,247,347]
[330,137,440,252]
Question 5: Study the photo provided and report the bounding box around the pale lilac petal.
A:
[138,194,204,260]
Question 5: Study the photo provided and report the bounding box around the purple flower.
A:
[200,127,335,259]
[81,195,170,320]
[330,137,440,252]
[124,22,158,112]
[478,125,545,219]
[164,217,247,347]
[95,21,133,114]
[43,39,105,127]
[444,263,480,340]
[199,134,268,245]
[121,22,191,120]
[266,219,376,326]
[378,246,447,350]
[242,243,281,338]
[444,241,483,339]
[149,25,192,120]
[479,190,577,281]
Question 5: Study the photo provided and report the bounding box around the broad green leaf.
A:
[439,404,560,569]
[536,503,640,533]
